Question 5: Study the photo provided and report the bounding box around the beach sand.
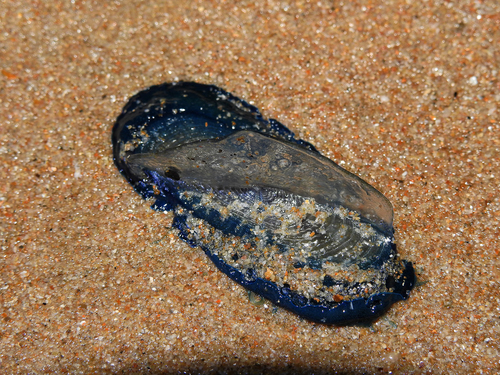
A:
[1,0,499,373]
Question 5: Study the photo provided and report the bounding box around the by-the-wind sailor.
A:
[112,82,415,325]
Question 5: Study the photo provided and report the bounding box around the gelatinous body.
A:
[112,82,415,324]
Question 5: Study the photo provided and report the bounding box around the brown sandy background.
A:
[1,0,499,374]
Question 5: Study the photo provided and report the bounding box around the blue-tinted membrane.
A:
[112,81,415,325]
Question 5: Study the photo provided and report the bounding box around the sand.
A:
[1,0,499,373]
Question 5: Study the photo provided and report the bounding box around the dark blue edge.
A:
[120,171,416,325]
[172,213,415,325]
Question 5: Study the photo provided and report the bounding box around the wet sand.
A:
[1,1,499,373]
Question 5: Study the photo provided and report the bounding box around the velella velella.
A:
[112,81,415,325]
